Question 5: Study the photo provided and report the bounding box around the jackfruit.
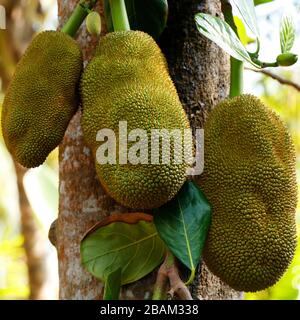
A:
[86,11,101,36]
[276,53,298,66]
[81,31,192,209]
[1,31,82,168]
[199,94,297,292]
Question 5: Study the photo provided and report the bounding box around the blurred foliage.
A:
[0,131,28,299]
[24,164,59,232]
[0,100,58,299]
[0,0,59,299]
[0,236,29,299]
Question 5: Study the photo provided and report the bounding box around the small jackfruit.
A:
[1,31,82,168]
[86,11,101,36]
[81,31,192,209]
[276,53,298,66]
[199,94,297,292]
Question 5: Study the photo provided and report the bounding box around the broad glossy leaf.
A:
[195,13,259,67]
[230,0,259,37]
[81,213,166,285]
[154,181,211,280]
[254,0,274,5]
[104,0,168,39]
[280,15,296,53]
[103,267,121,300]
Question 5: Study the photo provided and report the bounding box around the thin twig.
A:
[167,265,193,300]
[152,252,193,300]
[245,67,300,92]
[152,262,169,300]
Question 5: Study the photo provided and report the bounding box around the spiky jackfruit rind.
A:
[81,31,192,209]
[1,31,83,168]
[199,94,297,292]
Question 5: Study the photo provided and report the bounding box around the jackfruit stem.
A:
[222,1,243,97]
[251,58,279,68]
[109,0,130,31]
[230,57,244,97]
[61,0,98,37]
[152,251,193,300]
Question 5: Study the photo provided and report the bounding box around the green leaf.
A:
[254,0,274,5]
[104,0,168,39]
[81,213,166,286]
[154,181,211,284]
[103,268,122,300]
[195,13,259,67]
[234,16,255,46]
[280,15,296,53]
[231,0,259,37]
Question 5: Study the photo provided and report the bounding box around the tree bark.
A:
[56,0,242,300]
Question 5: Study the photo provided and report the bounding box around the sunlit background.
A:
[0,0,299,300]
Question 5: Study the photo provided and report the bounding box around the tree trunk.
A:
[55,0,242,300]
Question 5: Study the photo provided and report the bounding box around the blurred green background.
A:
[0,0,299,299]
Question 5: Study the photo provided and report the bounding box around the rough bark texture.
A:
[56,0,242,300]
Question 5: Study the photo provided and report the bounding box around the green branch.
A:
[222,1,243,97]
[109,0,130,31]
[230,57,244,98]
[251,58,279,68]
[61,0,98,37]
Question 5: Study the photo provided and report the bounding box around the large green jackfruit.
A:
[81,31,192,209]
[1,31,82,167]
[199,94,297,292]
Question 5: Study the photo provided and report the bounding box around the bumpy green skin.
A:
[199,95,297,292]
[1,31,82,168]
[81,31,191,209]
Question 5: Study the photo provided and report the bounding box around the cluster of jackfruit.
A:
[1,31,82,167]
[2,29,191,209]
[3,25,298,293]
[81,31,192,209]
[199,94,297,292]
